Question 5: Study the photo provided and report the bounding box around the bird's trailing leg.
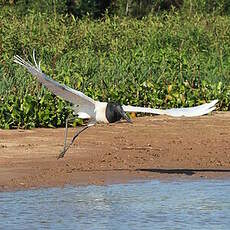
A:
[57,126,89,159]
[57,117,91,159]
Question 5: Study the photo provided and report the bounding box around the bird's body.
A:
[95,102,109,123]
[14,52,218,158]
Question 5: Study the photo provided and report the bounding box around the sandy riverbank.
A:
[0,112,230,192]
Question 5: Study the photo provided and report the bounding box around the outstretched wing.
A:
[122,100,218,117]
[14,53,96,117]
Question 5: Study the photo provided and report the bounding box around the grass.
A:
[0,7,230,128]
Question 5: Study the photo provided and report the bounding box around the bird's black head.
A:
[106,102,132,123]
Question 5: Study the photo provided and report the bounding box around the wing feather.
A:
[14,54,96,117]
[123,100,218,117]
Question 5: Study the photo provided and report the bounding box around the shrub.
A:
[0,8,229,128]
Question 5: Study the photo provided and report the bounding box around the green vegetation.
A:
[0,1,230,129]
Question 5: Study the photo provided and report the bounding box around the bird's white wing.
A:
[122,100,218,117]
[14,54,96,116]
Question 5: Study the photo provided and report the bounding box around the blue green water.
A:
[1,180,230,229]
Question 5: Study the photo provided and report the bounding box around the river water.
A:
[1,179,230,229]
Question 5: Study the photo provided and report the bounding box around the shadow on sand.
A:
[136,168,230,176]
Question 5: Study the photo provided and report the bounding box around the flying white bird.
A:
[14,52,218,159]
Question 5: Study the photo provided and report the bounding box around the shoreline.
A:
[1,112,230,192]
[1,169,230,192]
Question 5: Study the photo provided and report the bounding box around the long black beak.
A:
[120,111,132,123]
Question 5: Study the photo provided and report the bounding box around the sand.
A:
[0,112,230,192]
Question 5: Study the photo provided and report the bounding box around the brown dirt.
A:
[0,112,230,192]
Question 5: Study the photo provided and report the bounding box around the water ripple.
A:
[0,180,230,229]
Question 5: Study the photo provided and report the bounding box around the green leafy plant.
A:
[0,6,229,129]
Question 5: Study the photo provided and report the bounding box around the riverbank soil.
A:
[0,112,230,191]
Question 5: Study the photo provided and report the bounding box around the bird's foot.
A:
[57,148,67,160]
